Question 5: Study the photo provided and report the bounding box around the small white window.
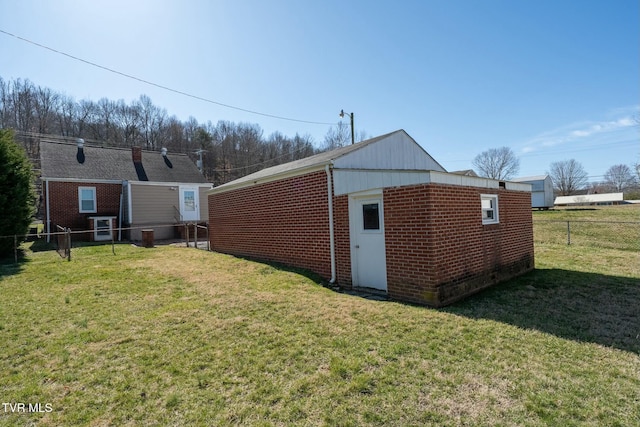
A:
[481,194,499,225]
[79,187,97,213]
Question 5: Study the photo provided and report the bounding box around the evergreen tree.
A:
[0,129,36,256]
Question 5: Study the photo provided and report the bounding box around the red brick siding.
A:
[208,174,534,307]
[209,171,333,279]
[333,194,352,286]
[383,183,534,306]
[45,181,122,239]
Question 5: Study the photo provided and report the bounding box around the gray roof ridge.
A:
[40,140,192,157]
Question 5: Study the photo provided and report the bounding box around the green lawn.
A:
[0,207,639,426]
[532,205,640,251]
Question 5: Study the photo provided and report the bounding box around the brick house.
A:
[208,130,534,307]
[40,140,211,242]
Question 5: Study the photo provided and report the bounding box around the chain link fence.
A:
[533,220,640,252]
[0,223,210,264]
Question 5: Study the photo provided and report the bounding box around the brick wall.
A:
[45,181,122,239]
[209,171,333,279]
[208,174,534,307]
[333,194,352,286]
[383,183,534,306]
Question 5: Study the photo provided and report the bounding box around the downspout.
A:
[325,164,336,284]
[127,181,133,225]
[45,179,51,243]
[118,181,125,241]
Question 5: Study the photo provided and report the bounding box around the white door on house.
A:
[349,195,387,291]
[179,186,199,222]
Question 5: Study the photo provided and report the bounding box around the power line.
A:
[0,28,336,126]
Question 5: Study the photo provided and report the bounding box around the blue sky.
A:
[1,0,638,182]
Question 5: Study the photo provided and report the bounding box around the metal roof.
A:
[40,141,207,183]
[209,129,446,193]
[512,175,550,182]
[554,193,624,205]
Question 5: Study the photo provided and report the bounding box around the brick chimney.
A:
[132,146,142,163]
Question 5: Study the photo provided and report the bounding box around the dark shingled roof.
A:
[40,141,208,183]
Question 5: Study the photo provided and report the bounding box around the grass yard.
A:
[0,206,639,426]
[533,204,640,251]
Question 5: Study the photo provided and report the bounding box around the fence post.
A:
[66,228,72,261]
[567,221,571,246]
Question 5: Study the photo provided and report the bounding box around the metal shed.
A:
[513,175,554,209]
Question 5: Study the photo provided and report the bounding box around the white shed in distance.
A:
[512,175,554,209]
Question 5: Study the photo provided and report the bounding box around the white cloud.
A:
[520,108,639,155]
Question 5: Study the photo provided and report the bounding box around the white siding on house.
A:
[128,182,211,240]
[131,184,179,225]
[333,131,446,171]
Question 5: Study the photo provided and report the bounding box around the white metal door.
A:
[179,187,199,222]
[349,195,387,291]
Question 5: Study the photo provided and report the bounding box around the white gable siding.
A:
[333,132,446,171]
[334,170,431,195]
[333,170,531,196]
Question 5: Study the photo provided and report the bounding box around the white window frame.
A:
[481,194,499,225]
[90,216,114,241]
[78,186,97,213]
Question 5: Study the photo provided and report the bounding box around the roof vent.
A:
[161,147,168,157]
[76,138,85,163]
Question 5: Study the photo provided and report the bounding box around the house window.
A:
[91,217,114,241]
[481,194,499,225]
[79,187,97,213]
[362,203,380,230]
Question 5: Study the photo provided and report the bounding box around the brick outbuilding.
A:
[208,130,534,307]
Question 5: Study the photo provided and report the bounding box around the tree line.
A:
[472,146,640,198]
[4,76,636,196]
[0,77,357,185]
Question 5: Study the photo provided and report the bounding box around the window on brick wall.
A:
[481,194,499,225]
[362,203,380,230]
[78,187,97,213]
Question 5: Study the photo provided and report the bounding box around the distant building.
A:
[513,175,554,209]
[554,193,624,206]
[450,169,479,177]
[40,140,211,242]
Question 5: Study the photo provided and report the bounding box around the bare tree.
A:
[603,164,637,192]
[137,95,168,150]
[472,147,520,180]
[114,99,141,147]
[291,133,315,160]
[548,159,588,196]
[0,76,329,186]
[322,122,351,151]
